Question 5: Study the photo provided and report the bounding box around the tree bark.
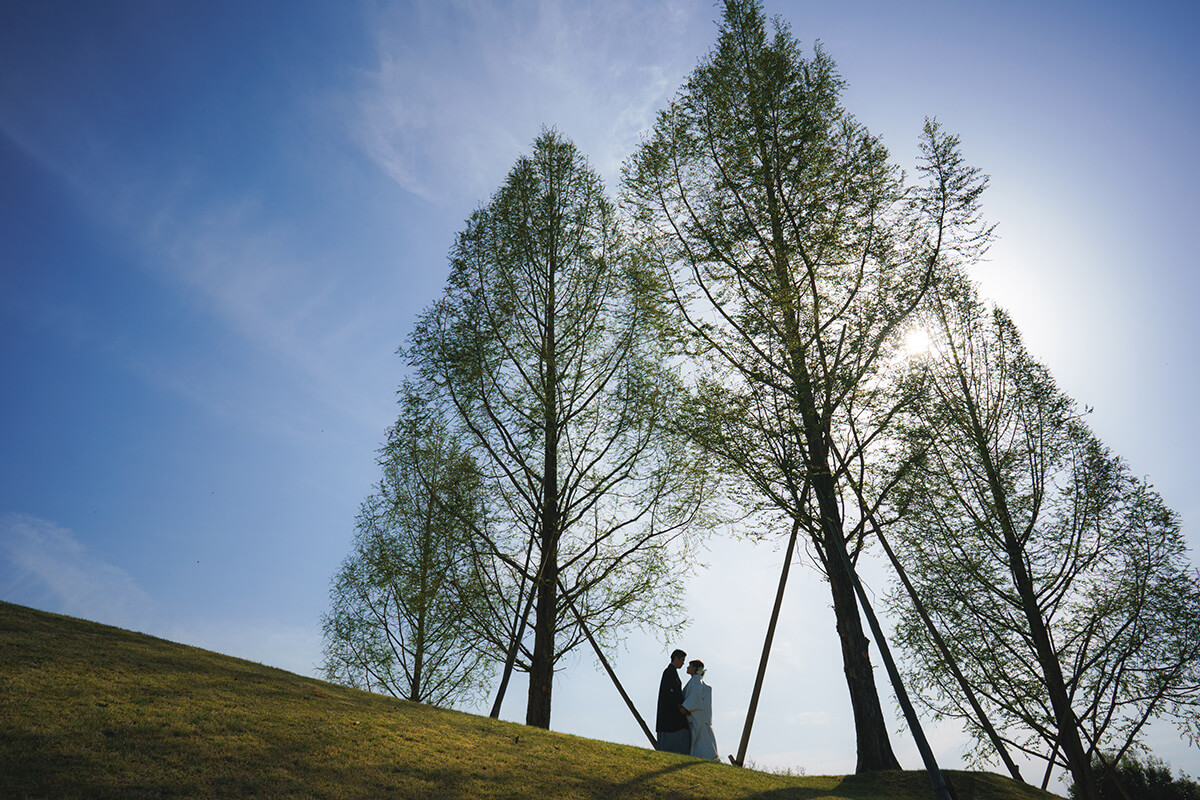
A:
[823,517,902,772]
[489,577,536,719]
[526,255,559,729]
[732,518,802,766]
[525,550,556,727]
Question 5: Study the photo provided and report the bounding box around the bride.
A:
[681,659,719,760]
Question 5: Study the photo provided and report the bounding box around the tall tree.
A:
[887,278,1200,798]
[623,0,988,772]
[411,130,703,729]
[322,382,493,707]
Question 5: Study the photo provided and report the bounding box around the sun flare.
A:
[903,326,932,356]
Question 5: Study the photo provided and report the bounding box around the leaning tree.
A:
[623,0,990,772]
[886,276,1200,798]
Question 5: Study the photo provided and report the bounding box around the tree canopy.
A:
[623,0,989,772]
[887,277,1200,794]
[324,3,1198,783]
[321,382,493,707]
[410,129,705,728]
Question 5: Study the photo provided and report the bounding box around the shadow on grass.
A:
[0,730,90,799]
[1,604,1055,800]
[608,758,703,797]
[598,757,879,800]
[738,776,892,800]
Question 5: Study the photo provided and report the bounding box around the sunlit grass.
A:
[0,601,1061,800]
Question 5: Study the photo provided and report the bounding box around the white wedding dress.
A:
[682,674,719,760]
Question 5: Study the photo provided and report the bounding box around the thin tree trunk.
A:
[489,577,536,719]
[872,516,1024,782]
[731,518,802,766]
[560,580,658,748]
[955,367,1098,800]
[1042,742,1060,791]
[411,601,425,703]
[1013,541,1096,800]
[411,522,431,703]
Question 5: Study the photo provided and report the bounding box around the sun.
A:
[903,326,932,356]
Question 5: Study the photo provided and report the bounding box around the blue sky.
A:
[2,0,1198,782]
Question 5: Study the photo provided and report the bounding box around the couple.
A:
[655,649,719,760]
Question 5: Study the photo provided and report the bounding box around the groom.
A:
[655,649,691,754]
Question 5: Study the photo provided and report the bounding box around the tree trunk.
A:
[758,114,900,772]
[411,521,431,703]
[525,550,556,727]
[832,519,952,800]
[526,256,559,729]
[957,373,1098,800]
[790,327,899,773]
[410,599,425,703]
[489,576,536,719]
[789,354,901,773]
[824,516,902,772]
[1011,545,1097,800]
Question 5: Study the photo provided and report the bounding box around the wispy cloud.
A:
[3,1,707,450]
[2,118,399,448]
[0,513,155,632]
[130,192,394,432]
[352,0,702,204]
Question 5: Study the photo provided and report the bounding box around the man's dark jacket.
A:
[655,664,686,732]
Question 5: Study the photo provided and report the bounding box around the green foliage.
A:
[887,278,1200,778]
[409,129,706,726]
[1070,755,1200,800]
[622,0,991,773]
[622,0,992,578]
[322,381,493,708]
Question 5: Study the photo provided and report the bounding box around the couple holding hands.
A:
[655,649,719,760]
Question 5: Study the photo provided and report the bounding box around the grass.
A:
[0,600,1062,800]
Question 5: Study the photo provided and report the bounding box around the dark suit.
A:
[655,664,690,753]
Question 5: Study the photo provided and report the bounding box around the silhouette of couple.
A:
[655,649,718,759]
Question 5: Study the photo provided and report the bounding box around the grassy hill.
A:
[0,601,1062,800]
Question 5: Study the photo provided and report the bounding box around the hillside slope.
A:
[0,601,1059,800]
